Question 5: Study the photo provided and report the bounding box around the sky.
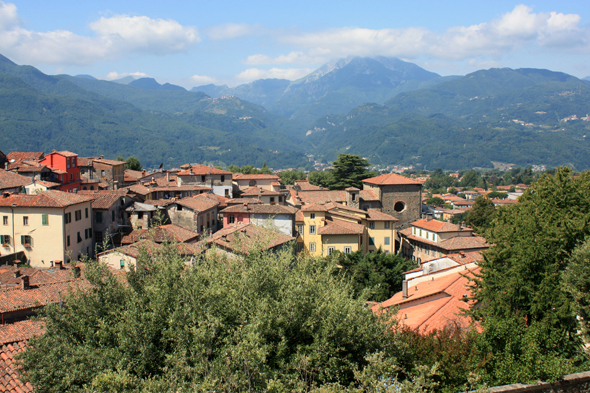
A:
[0,1,589,88]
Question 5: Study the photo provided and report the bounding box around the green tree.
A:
[562,238,590,341]
[331,249,416,302]
[308,170,334,188]
[466,196,496,231]
[330,153,377,190]
[125,156,142,171]
[426,197,445,206]
[279,170,307,185]
[486,191,508,200]
[460,170,480,188]
[470,168,590,385]
[19,242,409,392]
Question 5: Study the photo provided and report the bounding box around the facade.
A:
[362,173,423,230]
[0,191,94,267]
[165,193,220,234]
[80,191,134,247]
[79,157,125,190]
[39,151,81,192]
[399,217,489,263]
[219,203,298,236]
[239,186,285,205]
[176,164,233,198]
[232,173,281,191]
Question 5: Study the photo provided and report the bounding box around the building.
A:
[0,191,95,266]
[206,223,295,258]
[120,224,199,245]
[219,203,298,236]
[0,169,32,195]
[361,173,423,229]
[239,186,285,205]
[79,157,125,190]
[176,164,233,198]
[165,193,220,234]
[39,151,81,192]
[79,191,134,247]
[232,173,281,192]
[399,217,489,263]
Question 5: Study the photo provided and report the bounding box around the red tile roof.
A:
[6,152,44,164]
[297,190,346,205]
[0,320,45,346]
[54,151,78,157]
[300,203,330,212]
[241,186,282,196]
[121,224,199,244]
[85,192,126,210]
[366,209,398,221]
[0,190,94,208]
[233,174,280,180]
[318,218,364,235]
[125,169,145,180]
[220,204,297,215]
[92,158,125,166]
[293,180,326,191]
[373,267,480,334]
[411,219,472,233]
[175,193,219,212]
[0,169,32,190]
[208,223,294,254]
[363,173,423,186]
[0,278,91,313]
[295,210,304,222]
[177,164,231,176]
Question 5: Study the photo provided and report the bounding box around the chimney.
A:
[4,162,7,170]
[402,280,408,299]
[425,213,433,221]
[54,260,63,270]
[166,171,170,182]
[21,275,29,290]
[14,269,20,278]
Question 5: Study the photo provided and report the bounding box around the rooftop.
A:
[318,218,365,235]
[0,190,94,208]
[0,169,32,190]
[177,164,231,176]
[362,173,423,186]
[121,224,199,244]
[411,219,473,233]
[174,193,219,212]
[208,223,294,254]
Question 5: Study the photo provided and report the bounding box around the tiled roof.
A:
[208,223,294,254]
[439,236,489,251]
[9,161,48,173]
[411,219,473,233]
[6,152,44,164]
[175,193,219,212]
[220,204,297,215]
[76,156,100,167]
[0,190,94,208]
[226,198,262,205]
[295,210,304,222]
[125,169,145,180]
[121,224,199,244]
[93,158,125,166]
[300,203,330,212]
[359,190,380,201]
[106,240,163,259]
[0,169,32,190]
[177,164,231,176]
[87,192,126,210]
[293,180,326,191]
[55,151,78,157]
[326,202,366,214]
[447,251,484,265]
[233,174,280,180]
[0,265,74,288]
[318,218,364,235]
[373,267,480,334]
[0,278,91,313]
[366,209,398,221]
[362,173,423,186]
[297,190,346,205]
[0,320,45,393]
[152,185,211,192]
[126,184,151,195]
[241,186,281,196]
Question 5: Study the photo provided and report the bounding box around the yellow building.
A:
[0,191,95,267]
[296,202,398,257]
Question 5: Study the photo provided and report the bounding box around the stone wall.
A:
[486,371,590,393]
[380,184,422,229]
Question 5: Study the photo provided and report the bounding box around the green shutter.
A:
[42,214,48,226]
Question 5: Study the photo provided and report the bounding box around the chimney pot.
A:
[21,275,29,290]
[54,260,63,270]
[402,280,408,299]
[14,269,20,278]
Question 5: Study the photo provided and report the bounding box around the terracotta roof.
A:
[6,152,44,164]
[366,209,399,221]
[220,204,297,215]
[0,190,94,208]
[208,223,294,254]
[86,192,126,210]
[293,180,326,191]
[0,320,45,393]
[125,169,145,180]
[0,265,74,288]
[126,184,151,195]
[373,267,480,334]
[106,240,163,259]
[54,151,78,157]
[9,161,48,173]
[241,186,281,196]
[233,174,280,180]
[295,210,304,222]
[447,251,484,265]
[0,169,32,190]
[326,201,366,214]
[318,218,365,235]
[439,236,489,251]
[411,219,473,233]
[300,203,330,212]
[226,198,262,205]
[0,278,91,313]
[359,190,380,201]
[363,173,423,186]
[177,164,231,176]
[76,156,99,167]
[121,224,199,244]
[174,193,219,212]
[152,185,211,192]
[297,190,345,205]
[92,158,125,166]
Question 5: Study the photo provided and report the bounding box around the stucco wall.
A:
[251,214,294,236]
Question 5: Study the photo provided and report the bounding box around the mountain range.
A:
[1,53,590,170]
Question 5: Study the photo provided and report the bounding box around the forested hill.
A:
[306,68,590,170]
[0,55,309,169]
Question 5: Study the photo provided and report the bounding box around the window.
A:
[21,235,32,247]
[120,260,125,269]
[67,158,70,169]
[65,212,72,224]
[111,210,115,222]
[368,222,375,229]
[177,205,183,211]
[310,213,315,219]
[95,211,102,223]
[384,237,390,245]
[369,237,375,246]
[1,235,11,246]
[67,235,70,247]
[42,214,49,226]
[88,228,92,238]
[70,173,73,181]
[385,221,390,229]
[426,232,429,240]
[72,158,76,168]
[344,246,351,254]
[413,227,416,235]
[432,234,436,241]
[220,175,225,182]
[297,224,303,234]
[85,208,88,218]
[2,216,7,225]
[23,216,29,226]
[328,246,335,255]
[309,225,316,235]
[394,201,405,212]
[101,170,105,177]
[77,232,82,243]
[228,215,235,224]
[309,242,316,252]
[201,175,206,183]
[270,197,275,204]
[75,210,81,221]
[95,231,102,244]
[138,212,144,219]
[296,243,304,252]
[419,229,422,237]
[249,180,256,186]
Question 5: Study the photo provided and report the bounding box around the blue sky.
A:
[1,1,589,88]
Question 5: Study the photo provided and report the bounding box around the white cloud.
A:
[206,23,257,40]
[0,2,199,65]
[244,51,325,65]
[105,71,149,81]
[236,67,314,83]
[276,5,588,62]
[190,74,217,85]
